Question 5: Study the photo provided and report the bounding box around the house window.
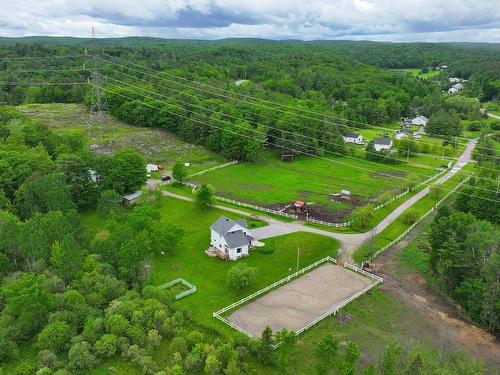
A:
[237,248,242,254]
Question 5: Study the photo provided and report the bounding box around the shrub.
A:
[94,334,118,358]
[467,121,482,131]
[429,185,443,201]
[403,209,421,225]
[170,336,188,356]
[0,330,18,362]
[186,330,205,349]
[227,263,257,290]
[351,204,375,228]
[14,362,36,375]
[38,350,58,369]
[258,246,274,254]
[195,184,215,210]
[67,341,96,370]
[37,321,72,353]
[172,162,187,184]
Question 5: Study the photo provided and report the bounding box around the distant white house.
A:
[146,164,159,173]
[373,136,393,152]
[395,129,421,140]
[448,82,464,94]
[342,132,364,144]
[209,216,254,261]
[411,115,429,126]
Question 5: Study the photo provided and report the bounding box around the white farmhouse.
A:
[342,132,364,144]
[373,136,393,152]
[411,115,429,126]
[209,216,254,261]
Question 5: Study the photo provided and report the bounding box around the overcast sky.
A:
[1,0,500,42]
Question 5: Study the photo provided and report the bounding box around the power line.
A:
[97,53,500,158]
[103,65,468,164]
[98,53,485,146]
[95,82,499,201]
[102,74,499,184]
[0,82,86,86]
[0,54,83,61]
[0,68,88,73]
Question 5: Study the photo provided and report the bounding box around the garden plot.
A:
[224,262,379,337]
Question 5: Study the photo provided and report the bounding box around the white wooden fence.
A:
[294,262,383,336]
[184,182,298,219]
[215,196,299,219]
[305,217,351,227]
[368,176,471,262]
[213,255,383,341]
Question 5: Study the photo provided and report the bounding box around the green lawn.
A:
[389,68,441,79]
[192,155,436,212]
[82,197,340,330]
[17,103,226,173]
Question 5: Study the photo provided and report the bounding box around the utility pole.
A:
[296,247,300,271]
[86,27,108,141]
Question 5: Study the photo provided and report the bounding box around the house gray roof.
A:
[374,136,392,145]
[415,115,429,122]
[224,230,251,248]
[210,216,247,235]
[123,190,143,201]
[344,132,361,138]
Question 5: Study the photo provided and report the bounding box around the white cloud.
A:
[0,0,499,42]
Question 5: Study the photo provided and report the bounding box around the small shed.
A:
[122,190,143,205]
[294,200,306,210]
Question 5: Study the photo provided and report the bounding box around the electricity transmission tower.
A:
[85,27,108,140]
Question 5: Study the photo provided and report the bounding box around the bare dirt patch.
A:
[372,225,500,370]
[406,273,426,285]
[267,193,365,223]
[226,263,376,337]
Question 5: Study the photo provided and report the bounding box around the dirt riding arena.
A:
[227,263,376,337]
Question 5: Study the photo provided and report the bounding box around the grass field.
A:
[17,103,226,173]
[192,155,437,214]
[82,197,340,330]
[389,68,441,79]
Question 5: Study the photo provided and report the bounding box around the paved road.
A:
[487,112,500,120]
[161,139,477,262]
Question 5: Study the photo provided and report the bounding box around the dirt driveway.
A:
[372,229,500,371]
